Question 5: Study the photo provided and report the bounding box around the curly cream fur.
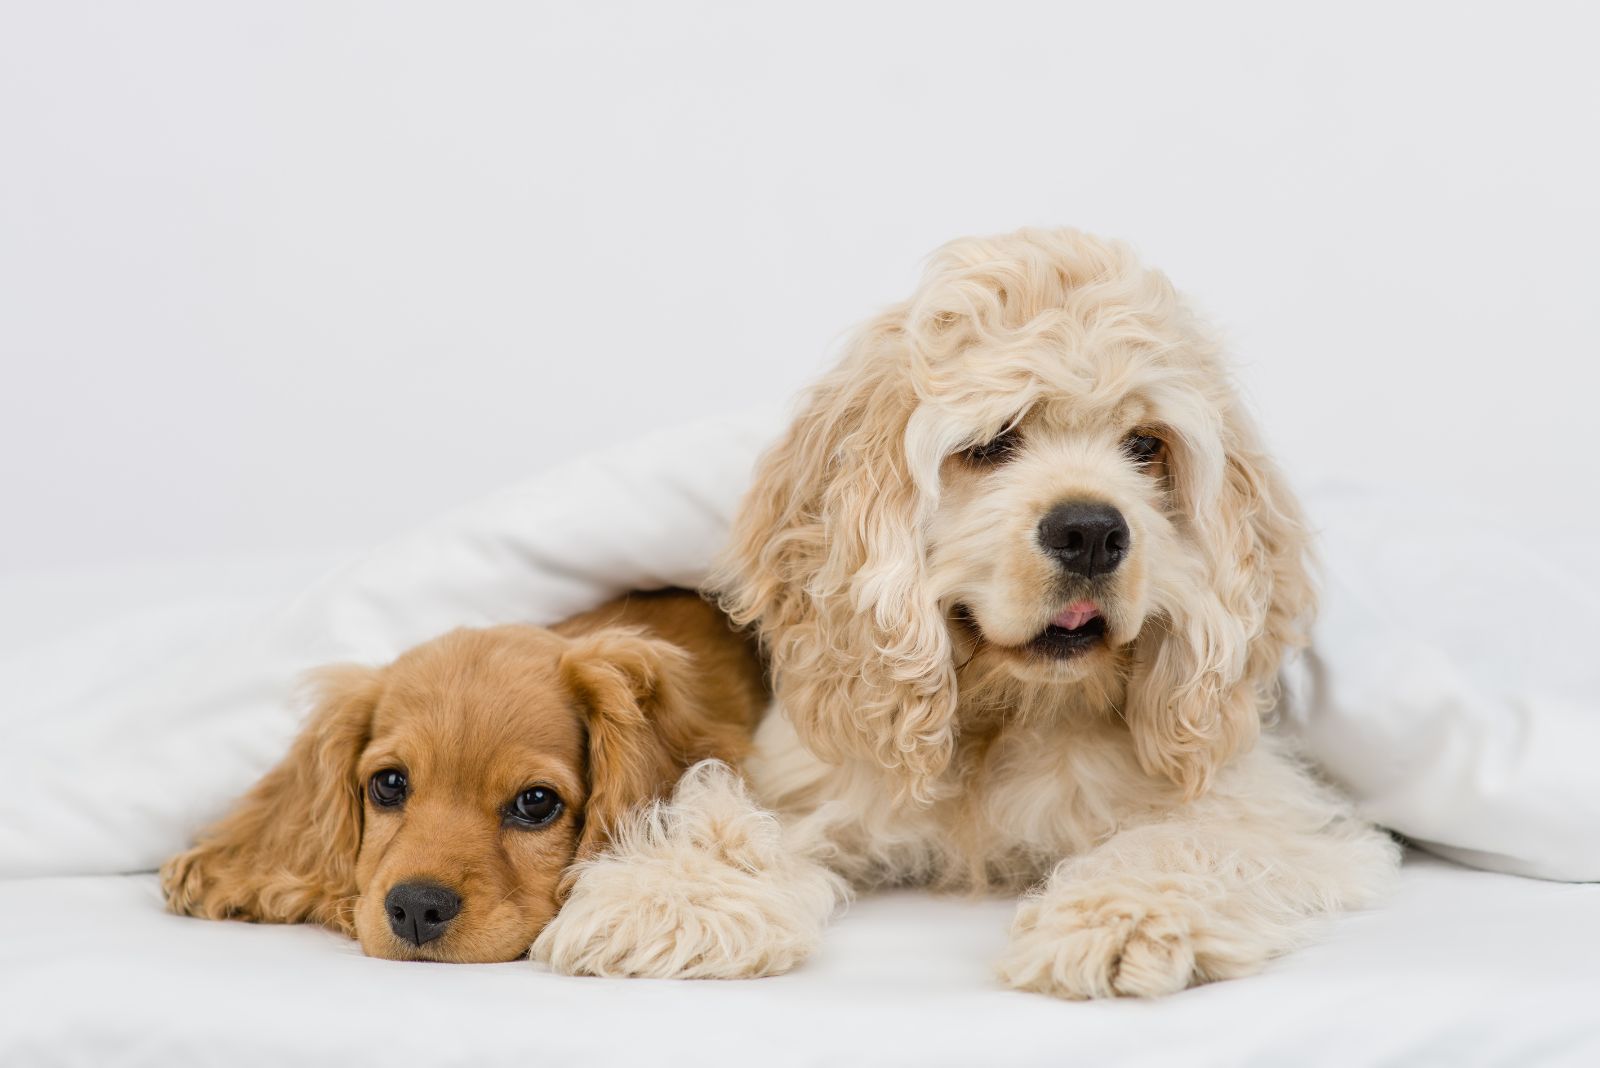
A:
[540,228,1400,997]
[531,761,847,978]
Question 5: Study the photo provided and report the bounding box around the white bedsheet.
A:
[3,852,1596,1067]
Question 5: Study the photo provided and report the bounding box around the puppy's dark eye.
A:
[369,769,408,808]
[1122,432,1165,465]
[506,786,563,828]
[964,427,1021,465]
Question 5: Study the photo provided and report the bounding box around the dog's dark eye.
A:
[1122,432,1165,465]
[506,786,563,828]
[369,769,408,808]
[964,427,1021,465]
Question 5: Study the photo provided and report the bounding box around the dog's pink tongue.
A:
[1051,601,1101,630]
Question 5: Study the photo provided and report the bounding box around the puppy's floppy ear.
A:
[560,627,748,863]
[161,665,381,933]
[711,311,960,805]
[1126,398,1314,798]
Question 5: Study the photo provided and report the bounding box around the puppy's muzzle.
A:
[386,881,462,946]
[1037,501,1129,578]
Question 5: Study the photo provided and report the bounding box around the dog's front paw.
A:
[997,890,1201,999]
[160,845,224,917]
[532,859,815,979]
[531,761,844,979]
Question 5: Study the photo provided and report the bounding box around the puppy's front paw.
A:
[160,845,221,917]
[531,761,844,979]
[997,891,1200,999]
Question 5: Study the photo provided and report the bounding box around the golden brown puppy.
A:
[161,590,766,962]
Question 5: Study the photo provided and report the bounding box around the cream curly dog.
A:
[534,228,1400,998]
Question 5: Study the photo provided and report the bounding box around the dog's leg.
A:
[531,760,847,978]
[996,766,1400,999]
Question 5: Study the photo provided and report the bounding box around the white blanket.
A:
[2,855,1597,1066]
[2,415,1597,881]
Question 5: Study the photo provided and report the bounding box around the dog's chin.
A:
[356,916,540,964]
[360,934,534,964]
[954,604,1120,683]
[1026,615,1109,660]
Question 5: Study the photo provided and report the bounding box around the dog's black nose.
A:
[1037,501,1130,578]
[385,882,461,947]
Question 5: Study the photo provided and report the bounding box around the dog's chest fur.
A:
[750,685,1185,894]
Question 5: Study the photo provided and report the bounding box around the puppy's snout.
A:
[1037,501,1129,578]
[385,882,462,947]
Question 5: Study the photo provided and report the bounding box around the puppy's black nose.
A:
[385,882,461,947]
[1037,501,1130,578]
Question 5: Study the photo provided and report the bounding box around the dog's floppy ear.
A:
[711,312,961,805]
[161,665,381,933]
[1126,399,1314,798]
[560,627,747,864]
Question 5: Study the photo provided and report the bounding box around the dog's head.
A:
[715,228,1312,803]
[163,623,720,962]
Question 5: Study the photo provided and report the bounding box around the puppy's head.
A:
[714,227,1312,802]
[163,623,706,962]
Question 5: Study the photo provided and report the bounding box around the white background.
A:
[4,15,1600,1059]
[4,1,1597,580]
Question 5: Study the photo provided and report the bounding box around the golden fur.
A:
[161,590,765,962]
[534,228,1401,997]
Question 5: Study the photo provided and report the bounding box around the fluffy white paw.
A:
[531,761,845,979]
[997,891,1201,999]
